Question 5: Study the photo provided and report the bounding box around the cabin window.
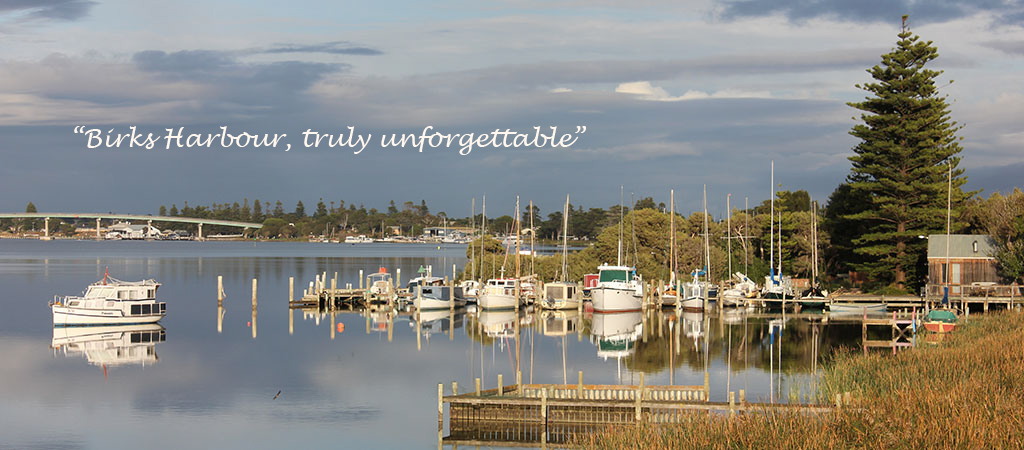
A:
[141,304,151,315]
[599,270,630,283]
[973,241,979,253]
[69,301,79,307]
[131,333,141,343]
[546,286,562,299]
[160,303,166,313]
[131,305,141,315]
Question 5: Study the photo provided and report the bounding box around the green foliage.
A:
[843,23,970,292]
[965,189,1024,282]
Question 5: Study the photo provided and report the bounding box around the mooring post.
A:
[729,391,736,419]
[437,383,443,428]
[251,278,258,310]
[541,388,548,427]
[452,381,458,396]
[739,389,746,404]
[396,268,401,288]
[635,372,644,422]
[475,377,481,396]
[217,275,224,302]
[359,269,364,290]
[704,372,710,401]
[578,371,583,398]
[498,374,503,396]
[516,370,522,395]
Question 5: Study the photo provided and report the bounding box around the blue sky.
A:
[2,0,1023,218]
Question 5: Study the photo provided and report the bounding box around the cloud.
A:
[714,0,1024,26]
[260,41,384,56]
[0,0,96,21]
[615,81,770,101]
[982,40,1024,56]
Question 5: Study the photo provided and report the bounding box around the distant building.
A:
[927,234,999,294]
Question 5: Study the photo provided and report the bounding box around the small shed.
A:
[927,234,999,294]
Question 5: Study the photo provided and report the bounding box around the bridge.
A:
[0,212,263,240]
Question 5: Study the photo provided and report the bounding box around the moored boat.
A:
[478,278,520,309]
[828,302,887,315]
[591,264,643,312]
[51,271,165,326]
[923,309,958,333]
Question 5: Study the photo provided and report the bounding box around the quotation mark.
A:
[74,126,84,133]
[576,126,587,133]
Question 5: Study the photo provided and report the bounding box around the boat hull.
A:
[828,303,887,315]
[540,297,580,310]
[924,321,956,333]
[591,287,641,312]
[679,296,704,311]
[52,306,163,326]
[478,293,518,310]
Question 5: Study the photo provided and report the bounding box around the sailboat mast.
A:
[727,193,732,277]
[529,200,535,276]
[745,197,749,275]
[515,196,521,307]
[703,184,710,282]
[562,194,570,282]
[670,189,676,283]
[770,161,775,286]
[618,186,623,266]
[471,197,475,281]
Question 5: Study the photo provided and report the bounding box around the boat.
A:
[722,272,757,307]
[828,302,887,315]
[459,279,481,301]
[799,199,828,309]
[591,264,643,312]
[366,268,397,303]
[344,235,373,244]
[478,309,517,338]
[542,194,582,310]
[478,277,520,309]
[51,323,166,367]
[413,283,465,310]
[592,188,644,313]
[661,189,680,307]
[51,271,165,326]
[679,270,706,311]
[540,309,580,336]
[923,308,958,333]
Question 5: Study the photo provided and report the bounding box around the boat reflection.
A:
[416,308,465,339]
[591,311,642,360]
[478,309,517,339]
[51,324,166,367]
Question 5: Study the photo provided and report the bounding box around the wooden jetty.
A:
[438,373,841,448]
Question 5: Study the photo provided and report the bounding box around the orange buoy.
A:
[336,323,345,333]
[247,321,251,327]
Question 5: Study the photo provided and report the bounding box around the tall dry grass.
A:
[581,311,1024,449]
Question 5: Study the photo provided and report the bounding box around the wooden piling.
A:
[438,383,444,427]
[475,377,481,396]
[452,381,458,396]
[729,391,735,419]
[498,374,503,396]
[739,389,745,404]
[578,371,583,398]
[704,372,710,401]
[289,276,294,302]
[217,276,224,302]
[251,278,258,309]
[636,373,644,422]
[359,269,364,289]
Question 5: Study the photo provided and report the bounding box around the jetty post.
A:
[359,269,364,290]
[218,276,224,302]
[289,277,294,302]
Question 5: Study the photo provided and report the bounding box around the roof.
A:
[927,234,997,259]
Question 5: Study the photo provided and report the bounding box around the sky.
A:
[2,0,1023,219]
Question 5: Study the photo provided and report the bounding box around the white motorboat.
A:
[477,278,520,309]
[413,284,464,310]
[367,269,397,303]
[459,280,482,300]
[51,323,165,367]
[541,281,581,310]
[828,302,887,315]
[679,270,705,311]
[51,272,165,326]
[590,264,643,312]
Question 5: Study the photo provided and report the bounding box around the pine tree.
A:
[294,201,306,218]
[845,17,970,292]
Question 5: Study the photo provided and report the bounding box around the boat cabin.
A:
[597,265,636,283]
[84,282,159,300]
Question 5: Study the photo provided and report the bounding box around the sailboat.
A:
[660,190,680,307]
[478,197,522,310]
[680,185,712,311]
[591,187,644,313]
[762,162,796,309]
[542,194,581,310]
[924,162,960,332]
[799,199,828,308]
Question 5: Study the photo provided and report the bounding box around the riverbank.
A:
[581,310,1024,449]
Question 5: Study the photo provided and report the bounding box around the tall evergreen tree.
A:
[844,17,970,291]
[294,201,306,218]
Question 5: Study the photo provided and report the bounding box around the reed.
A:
[582,311,1024,449]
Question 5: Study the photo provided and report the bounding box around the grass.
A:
[580,311,1024,449]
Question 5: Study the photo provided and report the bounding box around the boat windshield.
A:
[599,270,631,283]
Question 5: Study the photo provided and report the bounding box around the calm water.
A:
[0,239,865,449]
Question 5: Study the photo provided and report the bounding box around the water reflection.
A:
[51,324,166,368]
